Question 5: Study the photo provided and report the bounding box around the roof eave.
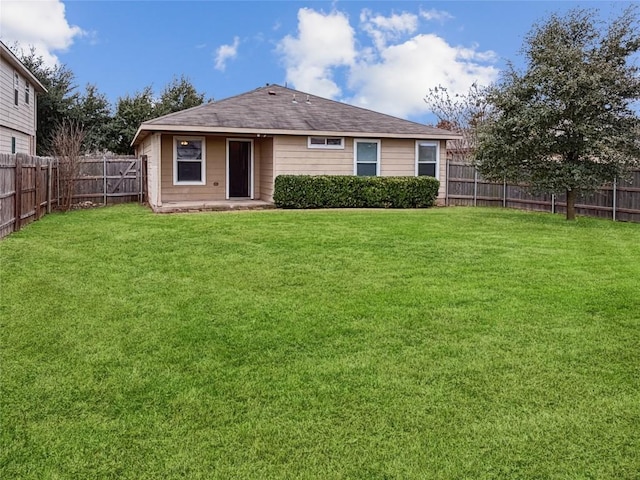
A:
[0,42,48,93]
[132,124,462,146]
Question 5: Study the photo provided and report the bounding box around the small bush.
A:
[274,175,440,209]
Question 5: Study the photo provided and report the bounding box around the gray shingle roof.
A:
[134,85,459,144]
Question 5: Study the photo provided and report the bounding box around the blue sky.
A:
[1,1,634,124]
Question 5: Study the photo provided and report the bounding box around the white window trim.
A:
[225,138,254,200]
[173,136,206,186]
[354,139,381,176]
[307,136,345,149]
[415,140,440,179]
[14,72,19,107]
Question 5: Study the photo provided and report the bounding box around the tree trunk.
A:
[566,189,576,221]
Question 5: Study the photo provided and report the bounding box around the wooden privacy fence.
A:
[446,161,640,223]
[0,154,144,239]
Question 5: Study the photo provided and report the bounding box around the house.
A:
[132,84,461,210]
[0,41,47,155]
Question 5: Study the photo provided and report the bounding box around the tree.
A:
[474,7,640,220]
[107,78,206,154]
[155,75,205,117]
[73,84,112,154]
[50,119,86,211]
[15,46,79,155]
[107,86,155,154]
[424,83,490,163]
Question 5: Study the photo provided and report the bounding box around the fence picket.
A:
[447,161,640,222]
[0,154,145,239]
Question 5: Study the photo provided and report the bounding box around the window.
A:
[308,136,344,149]
[416,141,439,178]
[354,139,380,176]
[173,137,206,185]
[11,137,16,154]
[25,83,30,104]
[14,73,19,106]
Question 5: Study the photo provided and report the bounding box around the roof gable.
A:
[0,42,47,93]
[133,85,459,145]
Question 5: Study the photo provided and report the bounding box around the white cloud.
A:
[0,0,84,66]
[277,8,356,99]
[347,34,498,118]
[420,8,454,22]
[360,9,418,51]
[277,7,498,120]
[214,36,240,71]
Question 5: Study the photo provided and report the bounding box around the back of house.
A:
[132,84,460,210]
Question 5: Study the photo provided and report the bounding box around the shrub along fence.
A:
[446,161,640,223]
[0,153,144,239]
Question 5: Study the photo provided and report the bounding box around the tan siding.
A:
[259,137,274,201]
[379,138,415,176]
[0,56,37,150]
[253,139,261,199]
[437,139,447,203]
[160,135,227,203]
[274,135,354,176]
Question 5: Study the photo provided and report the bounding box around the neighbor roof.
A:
[132,84,460,145]
[0,41,47,94]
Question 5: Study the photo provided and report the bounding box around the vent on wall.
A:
[268,90,276,95]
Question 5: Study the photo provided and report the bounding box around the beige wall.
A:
[0,56,37,154]
[274,135,354,176]
[159,134,270,203]
[259,137,274,202]
[160,135,226,203]
[272,135,448,202]
[147,133,448,205]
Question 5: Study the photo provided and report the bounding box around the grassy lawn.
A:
[1,205,639,479]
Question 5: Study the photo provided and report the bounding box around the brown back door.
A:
[228,140,250,197]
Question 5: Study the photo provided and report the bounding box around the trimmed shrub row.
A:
[273,175,440,209]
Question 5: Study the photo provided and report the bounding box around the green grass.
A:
[1,205,639,479]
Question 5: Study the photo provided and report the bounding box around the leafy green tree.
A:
[74,84,112,153]
[16,46,79,155]
[475,7,640,220]
[107,86,155,154]
[155,75,205,117]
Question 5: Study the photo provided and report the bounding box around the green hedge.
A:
[273,175,440,209]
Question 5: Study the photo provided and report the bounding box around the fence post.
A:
[103,155,107,206]
[612,178,617,222]
[445,156,450,206]
[473,168,478,207]
[138,157,142,203]
[551,194,556,214]
[502,177,506,208]
[47,159,53,213]
[14,154,23,232]
[34,158,41,219]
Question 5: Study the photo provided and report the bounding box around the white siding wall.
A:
[139,134,160,208]
[0,126,30,154]
[0,55,37,154]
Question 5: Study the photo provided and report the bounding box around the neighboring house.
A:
[132,84,461,210]
[0,41,47,155]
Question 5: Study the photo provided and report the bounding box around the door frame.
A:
[226,138,254,199]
